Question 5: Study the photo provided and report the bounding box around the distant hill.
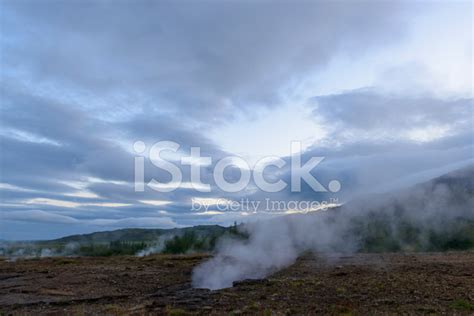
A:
[337,164,474,252]
[53,225,229,244]
[0,225,241,258]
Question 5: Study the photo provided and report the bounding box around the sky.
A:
[0,0,473,240]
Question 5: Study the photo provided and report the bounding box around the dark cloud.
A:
[2,0,412,119]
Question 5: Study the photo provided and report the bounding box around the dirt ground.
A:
[1,252,473,315]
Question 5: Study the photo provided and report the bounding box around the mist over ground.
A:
[193,166,474,289]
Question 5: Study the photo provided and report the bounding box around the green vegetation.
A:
[166,307,188,316]
[427,222,474,251]
[450,300,474,311]
[0,224,248,257]
[163,222,248,254]
[163,232,206,254]
[77,241,148,256]
[350,212,474,253]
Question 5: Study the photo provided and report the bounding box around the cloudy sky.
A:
[0,0,472,240]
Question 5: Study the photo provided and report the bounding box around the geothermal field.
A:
[1,252,473,314]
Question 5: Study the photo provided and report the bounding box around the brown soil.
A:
[1,252,473,315]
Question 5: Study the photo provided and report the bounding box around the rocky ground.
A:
[0,252,473,315]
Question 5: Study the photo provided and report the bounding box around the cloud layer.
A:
[0,0,472,239]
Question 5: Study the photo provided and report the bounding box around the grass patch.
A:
[56,258,75,265]
[332,304,353,316]
[450,299,474,311]
[165,306,188,316]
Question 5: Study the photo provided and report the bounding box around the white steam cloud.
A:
[192,167,474,289]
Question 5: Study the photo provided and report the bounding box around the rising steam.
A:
[192,167,474,289]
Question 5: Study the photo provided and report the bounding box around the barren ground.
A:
[1,252,473,315]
